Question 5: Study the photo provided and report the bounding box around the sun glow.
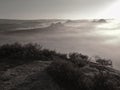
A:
[97,20,119,29]
[100,0,120,19]
[95,19,120,44]
[94,29,120,44]
[96,30,120,37]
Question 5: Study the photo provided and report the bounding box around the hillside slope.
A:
[0,61,62,90]
[0,59,120,90]
[0,43,120,90]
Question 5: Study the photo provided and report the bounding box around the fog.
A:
[0,19,120,69]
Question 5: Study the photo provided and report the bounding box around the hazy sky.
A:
[0,0,119,19]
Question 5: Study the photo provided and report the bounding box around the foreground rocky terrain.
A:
[0,61,62,90]
[0,59,120,90]
[0,43,120,90]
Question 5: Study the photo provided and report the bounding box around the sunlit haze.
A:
[0,0,118,19]
[0,0,120,69]
[100,0,120,19]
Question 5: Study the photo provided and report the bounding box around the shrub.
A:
[47,60,91,90]
[0,43,64,66]
[95,56,112,67]
[93,71,119,90]
[47,55,120,90]
[68,52,89,67]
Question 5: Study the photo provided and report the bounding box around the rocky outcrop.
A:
[0,59,120,90]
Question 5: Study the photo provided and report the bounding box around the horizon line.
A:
[0,18,115,21]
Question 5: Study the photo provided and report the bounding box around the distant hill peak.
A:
[48,22,65,29]
[92,19,107,23]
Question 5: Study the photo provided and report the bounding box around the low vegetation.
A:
[0,43,120,90]
[47,53,120,90]
[0,43,66,68]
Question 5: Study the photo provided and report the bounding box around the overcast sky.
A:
[0,0,119,19]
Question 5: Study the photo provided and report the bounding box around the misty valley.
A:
[0,19,120,69]
[1,19,120,90]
